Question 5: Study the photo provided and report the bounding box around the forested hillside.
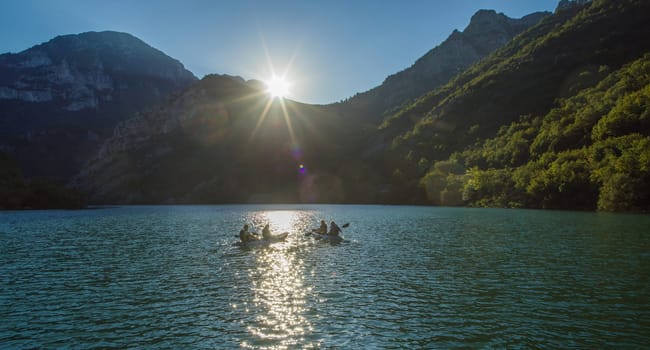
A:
[379,0,650,211]
[424,55,650,211]
[0,152,86,209]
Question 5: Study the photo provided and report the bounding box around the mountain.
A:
[73,75,349,204]
[72,8,548,205]
[336,10,549,122]
[75,0,650,211]
[0,31,197,181]
[377,0,650,210]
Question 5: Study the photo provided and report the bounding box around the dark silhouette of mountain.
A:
[0,31,197,181]
[73,74,349,203]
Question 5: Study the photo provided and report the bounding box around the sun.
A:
[265,75,290,98]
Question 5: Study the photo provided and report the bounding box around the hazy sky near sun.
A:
[0,0,558,104]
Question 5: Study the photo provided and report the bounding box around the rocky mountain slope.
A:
[0,31,197,180]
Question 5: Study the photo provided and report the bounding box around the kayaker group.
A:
[313,220,342,236]
[239,223,274,243]
[239,220,342,243]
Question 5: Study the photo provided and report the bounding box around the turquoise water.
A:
[1,205,649,348]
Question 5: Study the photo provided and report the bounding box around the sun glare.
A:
[265,75,290,98]
[264,210,295,233]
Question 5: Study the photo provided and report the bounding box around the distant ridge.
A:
[0,31,197,180]
[336,10,550,120]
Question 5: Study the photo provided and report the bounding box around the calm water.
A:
[1,205,649,348]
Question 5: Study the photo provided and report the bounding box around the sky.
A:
[0,0,558,104]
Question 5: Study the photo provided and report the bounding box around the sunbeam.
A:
[250,97,275,141]
[279,98,297,146]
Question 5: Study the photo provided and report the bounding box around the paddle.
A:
[332,222,349,236]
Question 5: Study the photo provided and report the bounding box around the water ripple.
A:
[1,206,649,348]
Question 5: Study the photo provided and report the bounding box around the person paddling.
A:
[328,221,342,236]
[262,224,272,239]
[239,224,258,243]
[317,220,327,234]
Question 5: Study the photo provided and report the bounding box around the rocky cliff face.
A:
[0,31,197,180]
[338,10,550,118]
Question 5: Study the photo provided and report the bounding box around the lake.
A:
[1,205,648,348]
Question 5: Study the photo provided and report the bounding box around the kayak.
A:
[310,232,343,243]
[235,232,289,247]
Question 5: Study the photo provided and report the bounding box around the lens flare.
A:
[291,143,303,159]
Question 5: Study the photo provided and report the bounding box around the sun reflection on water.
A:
[239,210,318,349]
[245,210,303,235]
